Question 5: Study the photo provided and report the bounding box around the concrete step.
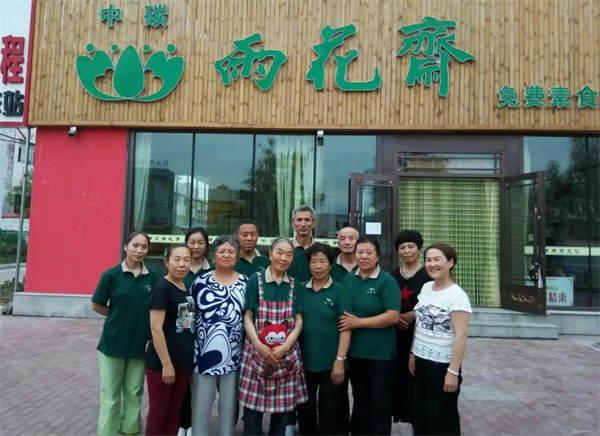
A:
[469,320,558,339]
[472,307,543,324]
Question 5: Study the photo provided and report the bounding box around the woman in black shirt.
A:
[145,244,195,436]
[390,230,432,427]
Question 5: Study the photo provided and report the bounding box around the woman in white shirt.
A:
[409,243,471,436]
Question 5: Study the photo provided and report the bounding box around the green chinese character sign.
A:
[214,34,287,91]
[76,43,185,102]
[398,16,475,97]
[145,4,168,28]
[100,3,121,28]
[497,86,520,108]
[576,86,598,108]
[307,24,381,92]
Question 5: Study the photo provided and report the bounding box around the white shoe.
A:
[177,429,186,436]
[285,424,295,436]
[186,428,192,436]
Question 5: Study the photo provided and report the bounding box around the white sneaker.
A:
[285,424,295,436]
[177,429,186,436]
[186,428,192,436]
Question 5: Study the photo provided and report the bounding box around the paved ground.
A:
[0,317,599,436]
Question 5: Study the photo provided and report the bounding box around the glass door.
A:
[349,173,397,272]
[500,171,547,314]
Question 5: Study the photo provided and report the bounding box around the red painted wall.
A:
[26,128,128,295]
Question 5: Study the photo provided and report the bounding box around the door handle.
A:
[529,263,543,290]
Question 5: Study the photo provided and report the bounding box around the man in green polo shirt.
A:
[234,219,271,279]
[331,226,359,282]
[289,205,316,283]
[297,243,351,436]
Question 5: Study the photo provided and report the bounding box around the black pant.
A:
[412,356,462,436]
[179,383,192,429]
[393,327,415,424]
[349,357,394,436]
[243,407,289,436]
[297,370,344,435]
[337,375,350,434]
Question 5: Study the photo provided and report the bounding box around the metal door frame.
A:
[500,171,547,315]
[349,173,398,270]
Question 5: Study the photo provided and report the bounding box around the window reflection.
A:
[192,134,253,236]
[315,136,376,238]
[253,135,315,237]
[524,137,599,307]
[132,132,193,236]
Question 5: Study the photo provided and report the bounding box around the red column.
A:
[25,127,128,295]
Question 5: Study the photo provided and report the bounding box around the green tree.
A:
[7,170,32,218]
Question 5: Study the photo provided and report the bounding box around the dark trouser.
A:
[412,356,462,436]
[337,375,350,434]
[349,357,394,436]
[297,370,344,435]
[145,368,192,436]
[393,327,415,424]
[243,407,288,436]
[179,383,192,429]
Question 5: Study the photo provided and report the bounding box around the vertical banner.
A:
[0,0,35,126]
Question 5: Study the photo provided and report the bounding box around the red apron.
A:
[239,273,308,413]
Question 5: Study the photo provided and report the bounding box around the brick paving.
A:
[0,316,599,436]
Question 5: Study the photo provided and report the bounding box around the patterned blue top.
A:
[190,271,247,376]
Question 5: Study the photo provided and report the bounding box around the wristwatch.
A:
[447,368,459,376]
[336,355,346,362]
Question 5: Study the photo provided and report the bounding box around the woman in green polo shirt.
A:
[297,243,351,436]
[339,236,401,436]
[91,232,159,436]
[239,237,308,436]
[183,227,214,289]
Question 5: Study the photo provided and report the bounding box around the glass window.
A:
[315,135,376,239]
[131,132,193,266]
[524,137,599,308]
[253,134,315,238]
[192,134,254,236]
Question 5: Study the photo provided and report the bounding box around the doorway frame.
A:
[374,134,521,302]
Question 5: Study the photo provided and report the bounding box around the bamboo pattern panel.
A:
[29,0,600,130]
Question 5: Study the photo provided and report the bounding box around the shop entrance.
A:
[349,147,547,314]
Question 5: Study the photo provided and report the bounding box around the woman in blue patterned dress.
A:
[189,235,247,436]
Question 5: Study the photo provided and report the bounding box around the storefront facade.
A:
[12,0,599,320]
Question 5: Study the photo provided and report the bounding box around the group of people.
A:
[91,205,472,436]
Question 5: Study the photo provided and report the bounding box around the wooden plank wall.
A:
[29,0,600,130]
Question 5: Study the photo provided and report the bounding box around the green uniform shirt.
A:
[299,278,352,372]
[235,250,271,279]
[342,266,401,361]
[183,258,214,289]
[288,237,314,283]
[91,262,159,359]
[245,267,304,322]
[330,254,357,283]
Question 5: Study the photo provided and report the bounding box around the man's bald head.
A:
[338,227,359,253]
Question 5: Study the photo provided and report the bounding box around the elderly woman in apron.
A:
[239,237,308,436]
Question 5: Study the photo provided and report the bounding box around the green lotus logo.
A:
[76,43,185,102]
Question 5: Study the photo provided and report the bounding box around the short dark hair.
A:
[236,219,260,233]
[165,243,191,260]
[394,230,424,251]
[185,227,209,245]
[425,243,458,271]
[306,243,335,265]
[124,232,150,246]
[356,236,380,256]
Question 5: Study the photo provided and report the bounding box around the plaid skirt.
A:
[239,338,308,413]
